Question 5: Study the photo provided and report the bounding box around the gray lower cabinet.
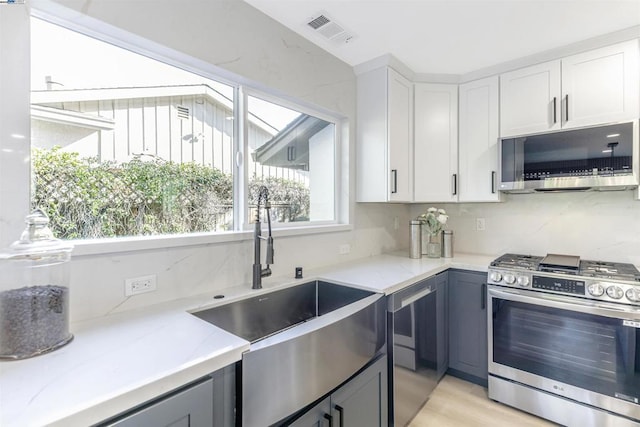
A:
[435,271,448,381]
[100,364,235,427]
[287,397,331,427]
[289,355,388,427]
[105,378,214,427]
[447,269,488,386]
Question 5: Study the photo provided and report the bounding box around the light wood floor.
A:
[409,375,560,427]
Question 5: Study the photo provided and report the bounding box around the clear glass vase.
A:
[421,228,441,258]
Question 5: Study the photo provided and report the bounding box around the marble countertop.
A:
[0,251,493,427]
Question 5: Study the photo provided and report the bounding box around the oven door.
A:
[488,286,640,421]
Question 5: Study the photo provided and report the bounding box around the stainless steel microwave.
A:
[499,121,639,193]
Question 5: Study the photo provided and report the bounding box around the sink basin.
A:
[191,280,386,427]
[192,280,374,342]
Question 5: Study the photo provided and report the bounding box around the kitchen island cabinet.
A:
[447,269,488,386]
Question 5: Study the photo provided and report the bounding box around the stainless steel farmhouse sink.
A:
[192,281,386,427]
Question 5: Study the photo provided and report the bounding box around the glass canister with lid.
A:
[0,209,74,359]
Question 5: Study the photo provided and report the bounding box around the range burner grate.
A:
[491,254,640,282]
[580,260,640,281]
[490,254,542,270]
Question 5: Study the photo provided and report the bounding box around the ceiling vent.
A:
[306,12,355,45]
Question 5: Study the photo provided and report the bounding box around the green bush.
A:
[249,176,310,222]
[32,147,310,239]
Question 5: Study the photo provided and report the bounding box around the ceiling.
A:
[243,0,640,76]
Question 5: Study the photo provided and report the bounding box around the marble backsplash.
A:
[69,203,411,323]
[411,189,640,265]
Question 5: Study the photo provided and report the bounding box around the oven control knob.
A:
[516,276,530,287]
[606,285,624,299]
[587,283,605,297]
[490,272,502,282]
[503,274,516,285]
[626,288,640,302]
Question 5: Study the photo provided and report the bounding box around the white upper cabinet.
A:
[500,39,639,137]
[414,83,458,202]
[561,40,639,129]
[500,61,561,137]
[357,67,413,202]
[458,76,500,202]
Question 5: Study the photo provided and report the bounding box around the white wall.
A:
[411,190,640,265]
[32,0,411,322]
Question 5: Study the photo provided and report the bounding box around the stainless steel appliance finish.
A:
[193,281,385,427]
[442,230,453,258]
[193,281,373,342]
[487,253,640,425]
[410,220,422,259]
[489,376,640,427]
[388,277,445,426]
[499,120,639,193]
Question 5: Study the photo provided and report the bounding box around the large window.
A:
[247,95,335,224]
[29,18,338,241]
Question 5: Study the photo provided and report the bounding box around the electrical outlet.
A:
[339,244,351,255]
[476,218,486,231]
[393,216,399,230]
[125,274,157,296]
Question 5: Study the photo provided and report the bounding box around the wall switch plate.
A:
[476,218,486,231]
[339,243,351,255]
[125,274,157,296]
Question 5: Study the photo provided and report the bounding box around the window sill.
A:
[70,224,354,257]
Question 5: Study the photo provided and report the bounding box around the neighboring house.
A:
[30,84,309,185]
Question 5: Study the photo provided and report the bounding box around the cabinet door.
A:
[287,397,331,427]
[106,378,213,427]
[561,39,639,129]
[330,355,388,427]
[388,69,413,202]
[448,270,488,386]
[458,76,500,202]
[500,60,561,137]
[414,83,458,202]
[356,67,412,202]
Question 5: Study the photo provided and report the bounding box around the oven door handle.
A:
[488,286,640,320]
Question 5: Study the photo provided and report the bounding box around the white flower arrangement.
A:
[417,207,448,235]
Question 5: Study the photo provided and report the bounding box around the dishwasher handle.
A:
[400,286,434,308]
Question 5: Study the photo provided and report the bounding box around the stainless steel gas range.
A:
[487,253,640,427]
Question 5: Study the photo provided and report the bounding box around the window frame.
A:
[241,87,342,231]
[6,3,350,256]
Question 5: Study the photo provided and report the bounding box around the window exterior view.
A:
[30,18,336,240]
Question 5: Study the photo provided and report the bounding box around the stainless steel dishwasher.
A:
[387,273,447,427]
